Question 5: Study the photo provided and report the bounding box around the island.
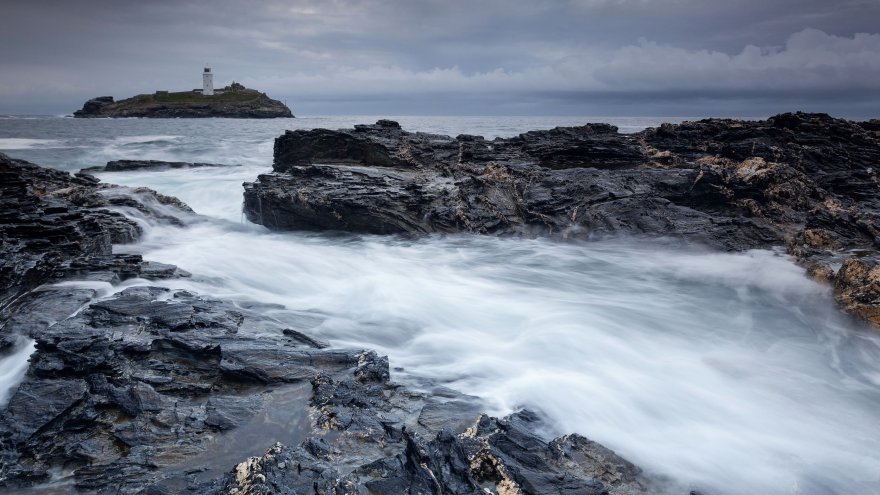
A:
[73,68,293,118]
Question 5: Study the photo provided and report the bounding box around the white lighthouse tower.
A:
[202,66,214,96]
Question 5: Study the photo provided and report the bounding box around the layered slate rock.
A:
[0,285,370,493]
[243,113,880,327]
[73,87,293,119]
[0,153,188,313]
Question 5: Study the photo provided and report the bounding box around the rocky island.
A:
[74,80,293,119]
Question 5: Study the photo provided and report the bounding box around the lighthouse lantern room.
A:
[202,67,214,96]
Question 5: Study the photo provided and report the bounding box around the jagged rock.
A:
[643,113,880,209]
[76,96,114,115]
[834,257,880,327]
[243,113,880,326]
[0,286,367,493]
[0,153,193,313]
[859,119,880,134]
[210,371,653,495]
[512,123,646,169]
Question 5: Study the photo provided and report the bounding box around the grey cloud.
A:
[0,0,878,116]
[234,29,880,96]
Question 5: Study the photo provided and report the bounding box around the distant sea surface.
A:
[0,115,686,172]
[2,115,879,495]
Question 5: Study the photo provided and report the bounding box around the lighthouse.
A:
[202,66,214,96]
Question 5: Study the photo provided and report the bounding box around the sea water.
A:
[1,116,879,494]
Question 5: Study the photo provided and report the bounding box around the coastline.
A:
[0,114,876,493]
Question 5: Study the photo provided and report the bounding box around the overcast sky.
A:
[2,0,879,117]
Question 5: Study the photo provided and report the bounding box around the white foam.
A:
[0,340,36,407]
[0,138,62,150]
[95,166,265,220]
[111,135,183,145]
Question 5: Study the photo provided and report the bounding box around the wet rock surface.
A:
[208,356,653,495]
[0,285,371,493]
[1,155,657,493]
[0,152,171,313]
[212,410,650,495]
[834,257,880,327]
[244,112,880,327]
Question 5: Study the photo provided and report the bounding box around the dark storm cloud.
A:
[1,0,878,116]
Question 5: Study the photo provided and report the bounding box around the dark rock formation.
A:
[243,113,880,327]
[73,87,293,118]
[207,352,654,495]
[0,152,174,313]
[76,96,115,115]
[213,411,649,495]
[81,159,236,174]
[0,284,371,493]
[834,257,880,327]
[0,155,658,493]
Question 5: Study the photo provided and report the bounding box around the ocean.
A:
[1,115,879,494]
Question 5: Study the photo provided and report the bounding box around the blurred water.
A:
[0,340,34,407]
[1,116,879,494]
